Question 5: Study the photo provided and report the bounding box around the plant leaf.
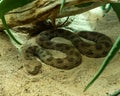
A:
[1,15,22,45]
[101,3,111,13]
[0,0,34,16]
[0,0,34,45]
[84,35,120,91]
[110,3,120,21]
[109,89,120,96]
[60,0,65,13]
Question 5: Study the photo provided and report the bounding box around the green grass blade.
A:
[60,0,65,13]
[0,0,34,45]
[0,15,22,45]
[109,89,120,96]
[101,3,111,13]
[110,3,120,21]
[84,35,120,91]
[0,0,34,16]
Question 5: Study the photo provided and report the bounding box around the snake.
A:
[21,28,113,75]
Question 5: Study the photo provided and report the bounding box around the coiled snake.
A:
[21,29,112,75]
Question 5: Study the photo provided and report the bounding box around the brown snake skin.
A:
[21,29,112,74]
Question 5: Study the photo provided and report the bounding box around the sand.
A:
[0,8,120,96]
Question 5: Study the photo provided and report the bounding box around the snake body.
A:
[22,29,112,74]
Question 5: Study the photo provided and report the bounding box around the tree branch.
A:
[0,0,119,30]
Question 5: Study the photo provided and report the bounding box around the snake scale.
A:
[21,29,112,75]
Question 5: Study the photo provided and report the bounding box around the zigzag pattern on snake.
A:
[22,29,113,70]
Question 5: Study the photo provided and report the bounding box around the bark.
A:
[0,0,119,30]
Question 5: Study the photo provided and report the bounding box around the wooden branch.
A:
[0,0,119,30]
[57,2,105,18]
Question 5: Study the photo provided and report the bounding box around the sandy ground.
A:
[0,8,120,96]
